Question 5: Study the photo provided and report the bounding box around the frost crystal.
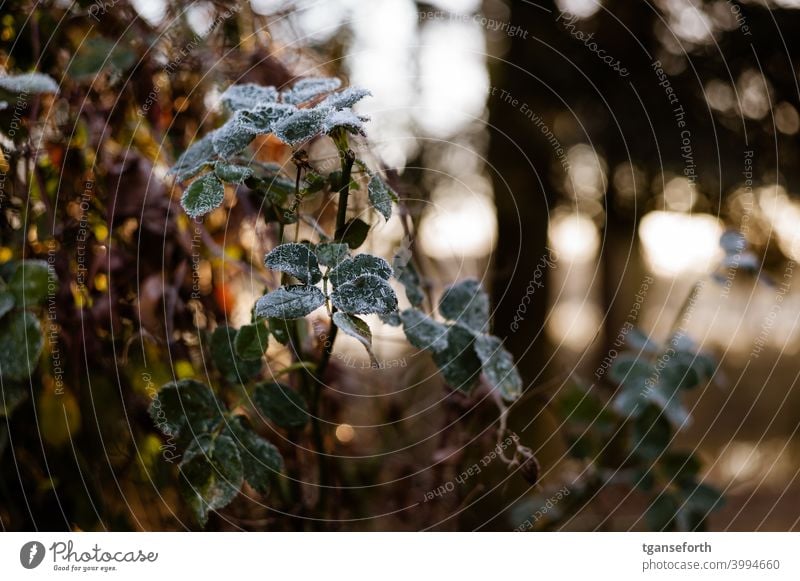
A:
[181,173,225,218]
[330,274,398,315]
[221,83,279,112]
[255,285,326,319]
[282,77,342,105]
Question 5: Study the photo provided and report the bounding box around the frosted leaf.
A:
[322,108,368,136]
[368,174,394,221]
[212,112,257,158]
[432,324,482,394]
[170,132,217,181]
[379,311,401,327]
[272,106,331,145]
[221,83,279,112]
[0,310,43,381]
[0,72,59,94]
[149,379,223,439]
[315,242,350,267]
[0,291,14,319]
[400,309,448,353]
[332,312,374,358]
[253,382,309,429]
[329,254,392,287]
[179,433,243,526]
[234,322,269,360]
[254,285,325,319]
[393,251,424,308]
[211,326,263,383]
[181,173,224,218]
[225,416,283,494]
[264,243,322,284]
[322,87,372,110]
[214,161,252,184]
[439,279,490,333]
[330,274,398,315]
[282,77,342,105]
[239,102,296,133]
[474,334,522,401]
[9,259,55,306]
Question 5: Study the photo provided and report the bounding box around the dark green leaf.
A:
[329,254,392,287]
[474,334,522,401]
[438,279,489,333]
[8,260,54,306]
[268,318,292,345]
[0,311,43,381]
[330,274,398,315]
[253,382,309,429]
[149,379,223,439]
[393,251,425,307]
[335,218,370,249]
[609,353,653,386]
[0,291,14,319]
[226,416,283,494]
[661,352,701,391]
[367,174,394,221]
[680,483,725,515]
[234,322,269,361]
[646,493,678,531]
[67,37,135,79]
[170,132,217,181]
[332,312,373,357]
[210,326,263,383]
[255,286,326,319]
[432,324,482,394]
[214,161,253,184]
[632,405,672,459]
[400,308,448,352]
[181,174,225,218]
[316,242,350,267]
[179,434,243,526]
[0,382,27,417]
[264,243,322,284]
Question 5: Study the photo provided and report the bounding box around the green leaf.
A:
[272,106,331,145]
[680,482,725,515]
[149,379,223,440]
[660,452,701,485]
[234,322,269,361]
[221,83,279,112]
[181,174,225,218]
[648,385,690,427]
[660,352,700,390]
[8,260,54,306]
[0,382,27,417]
[253,382,309,429]
[226,416,284,494]
[367,174,394,221]
[282,77,342,105]
[393,252,425,307]
[264,243,322,285]
[67,37,136,80]
[473,334,522,401]
[332,312,373,358]
[255,285,326,319]
[316,242,350,267]
[609,354,653,386]
[321,87,371,110]
[0,72,59,94]
[170,132,217,182]
[439,279,490,333]
[179,434,243,526]
[632,405,672,459]
[247,173,297,206]
[0,291,14,319]
[336,218,371,249]
[212,113,257,158]
[330,274,398,315]
[432,324,482,394]
[399,308,448,352]
[211,326,263,383]
[0,311,43,381]
[214,161,253,184]
[329,254,392,287]
[268,318,292,345]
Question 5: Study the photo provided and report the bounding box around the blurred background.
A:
[1,0,799,531]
